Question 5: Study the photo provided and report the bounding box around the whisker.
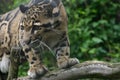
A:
[39,41,55,57]
[51,29,63,35]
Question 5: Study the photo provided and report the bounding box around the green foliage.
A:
[0,0,29,14]
[18,62,28,77]
[63,0,120,62]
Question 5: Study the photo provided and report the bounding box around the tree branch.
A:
[16,61,120,80]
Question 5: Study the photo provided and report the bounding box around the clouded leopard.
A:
[0,0,79,78]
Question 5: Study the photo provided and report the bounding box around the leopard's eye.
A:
[31,25,42,34]
[41,23,52,28]
[33,25,42,30]
[33,22,42,30]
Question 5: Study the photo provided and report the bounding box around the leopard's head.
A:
[19,0,62,43]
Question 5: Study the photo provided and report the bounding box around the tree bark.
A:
[16,61,120,80]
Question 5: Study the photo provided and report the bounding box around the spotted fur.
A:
[0,0,79,78]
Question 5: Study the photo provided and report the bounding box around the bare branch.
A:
[16,61,120,80]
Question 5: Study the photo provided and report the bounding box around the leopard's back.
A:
[0,8,23,48]
[0,8,23,74]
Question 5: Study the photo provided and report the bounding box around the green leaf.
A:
[92,37,103,44]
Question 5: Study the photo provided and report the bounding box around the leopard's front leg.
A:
[21,41,48,78]
[54,36,79,68]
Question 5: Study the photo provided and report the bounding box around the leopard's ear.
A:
[19,4,29,13]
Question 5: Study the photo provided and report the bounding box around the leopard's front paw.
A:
[58,58,79,69]
[68,58,79,67]
[28,65,48,78]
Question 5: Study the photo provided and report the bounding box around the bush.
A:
[0,0,29,14]
[63,0,120,62]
